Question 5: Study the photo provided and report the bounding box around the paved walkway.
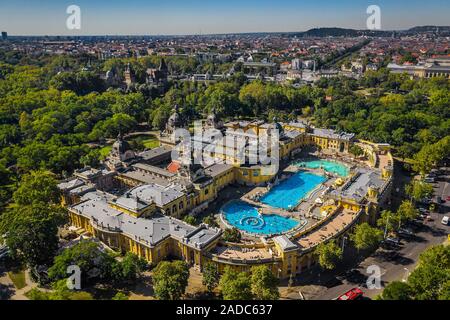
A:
[0,269,37,300]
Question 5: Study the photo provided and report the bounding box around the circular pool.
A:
[221,200,301,236]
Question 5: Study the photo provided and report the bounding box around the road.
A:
[281,168,450,300]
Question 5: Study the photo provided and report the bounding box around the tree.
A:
[112,292,129,300]
[152,260,190,300]
[115,252,148,282]
[48,240,115,285]
[202,215,219,228]
[380,281,412,300]
[407,245,450,300]
[219,267,253,300]
[349,145,364,157]
[350,223,384,250]
[438,281,450,300]
[377,210,400,234]
[3,203,66,267]
[314,240,343,270]
[413,136,450,175]
[397,200,419,227]
[202,262,220,293]
[13,170,60,206]
[222,227,242,243]
[183,215,197,226]
[27,279,94,300]
[250,265,279,300]
[405,180,434,202]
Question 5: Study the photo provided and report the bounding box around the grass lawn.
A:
[99,145,112,159]
[96,134,159,160]
[8,270,27,290]
[129,135,160,150]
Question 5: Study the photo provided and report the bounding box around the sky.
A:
[0,0,449,36]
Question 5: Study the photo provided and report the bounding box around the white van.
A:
[441,216,449,226]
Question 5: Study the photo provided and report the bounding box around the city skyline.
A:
[0,0,449,36]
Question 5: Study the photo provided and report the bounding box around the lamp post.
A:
[341,235,348,252]
[402,267,410,282]
[383,212,390,239]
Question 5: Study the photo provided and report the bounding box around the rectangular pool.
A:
[260,172,326,210]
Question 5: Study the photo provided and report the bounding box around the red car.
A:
[337,288,364,300]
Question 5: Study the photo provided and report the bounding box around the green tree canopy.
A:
[350,222,384,250]
[3,203,66,267]
[152,260,190,300]
[222,227,242,243]
[405,180,434,202]
[250,265,280,300]
[48,240,115,284]
[314,240,343,270]
[13,170,60,206]
[202,262,220,293]
[219,267,253,300]
[379,281,412,300]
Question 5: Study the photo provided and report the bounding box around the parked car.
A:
[337,287,364,300]
[0,245,9,261]
[398,228,414,236]
[435,196,444,204]
[385,237,401,246]
[419,213,430,219]
[441,216,449,226]
[424,177,435,183]
[419,198,431,205]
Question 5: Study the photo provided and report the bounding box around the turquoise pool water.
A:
[260,172,327,210]
[297,159,349,177]
[222,201,299,235]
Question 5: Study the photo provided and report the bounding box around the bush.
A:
[222,227,242,243]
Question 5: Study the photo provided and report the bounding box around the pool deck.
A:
[295,207,362,251]
[209,245,275,263]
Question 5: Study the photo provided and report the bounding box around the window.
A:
[253,170,259,177]
[179,202,184,209]
[205,188,209,195]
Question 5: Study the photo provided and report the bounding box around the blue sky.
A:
[0,0,449,35]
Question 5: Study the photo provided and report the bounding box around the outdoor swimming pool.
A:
[296,159,349,177]
[260,171,327,210]
[221,200,300,235]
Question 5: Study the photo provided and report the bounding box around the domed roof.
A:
[207,109,217,122]
[271,117,284,136]
[168,112,180,124]
[112,133,131,154]
[167,105,182,129]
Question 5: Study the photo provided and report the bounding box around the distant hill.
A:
[407,26,450,33]
[289,26,450,38]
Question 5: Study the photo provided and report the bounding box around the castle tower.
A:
[124,63,135,87]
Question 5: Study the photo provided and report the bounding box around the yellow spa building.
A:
[59,112,394,279]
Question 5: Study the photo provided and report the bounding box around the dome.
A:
[207,112,216,123]
[271,117,284,136]
[168,111,181,127]
[166,105,183,131]
[112,134,131,155]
